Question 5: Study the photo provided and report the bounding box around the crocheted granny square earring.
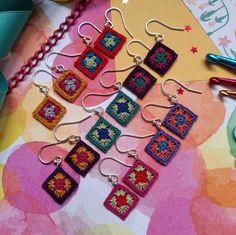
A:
[54,115,100,177]
[32,70,66,130]
[38,139,79,205]
[144,19,185,75]
[141,103,181,166]
[82,93,121,153]
[46,51,87,103]
[115,134,159,197]
[75,22,108,79]
[161,78,202,139]
[94,7,133,59]
[98,157,139,220]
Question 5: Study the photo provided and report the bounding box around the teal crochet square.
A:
[106,91,140,127]
[86,117,121,153]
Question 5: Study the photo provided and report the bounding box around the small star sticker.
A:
[185,25,192,32]
[177,87,184,95]
[190,47,198,53]
[122,0,129,4]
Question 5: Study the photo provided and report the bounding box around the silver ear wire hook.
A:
[98,157,132,186]
[82,91,119,115]
[161,78,202,103]
[46,51,82,72]
[77,21,103,45]
[54,115,92,142]
[126,39,150,61]
[145,19,184,42]
[105,7,133,38]
[99,64,136,89]
[141,103,173,128]
[38,138,70,166]
[33,69,58,95]
[115,133,156,158]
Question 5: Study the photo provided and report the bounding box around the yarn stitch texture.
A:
[144,42,177,75]
[86,117,121,153]
[123,66,157,99]
[145,130,180,165]
[123,160,159,197]
[94,28,126,59]
[53,69,87,102]
[65,139,100,177]
[32,96,66,130]
[163,103,198,139]
[42,167,78,205]
[106,91,140,127]
[74,47,108,79]
[104,183,139,220]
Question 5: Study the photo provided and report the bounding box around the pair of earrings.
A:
[99,134,159,220]
[38,115,100,205]
[141,78,201,165]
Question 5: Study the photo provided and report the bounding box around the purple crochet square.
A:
[42,167,78,205]
[123,65,157,99]
[104,184,139,220]
[144,42,177,75]
[145,130,180,166]
[65,140,100,177]
[163,103,198,139]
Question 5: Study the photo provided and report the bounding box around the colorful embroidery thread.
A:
[144,42,177,75]
[86,117,121,153]
[94,28,126,59]
[42,167,78,205]
[106,91,140,127]
[145,130,180,165]
[123,66,157,99]
[104,184,139,220]
[74,47,108,79]
[123,160,158,197]
[65,140,100,177]
[32,96,66,130]
[53,69,87,103]
[163,103,198,139]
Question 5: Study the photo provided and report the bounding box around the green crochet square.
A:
[86,117,121,153]
[106,91,140,127]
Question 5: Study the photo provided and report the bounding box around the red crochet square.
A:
[94,28,126,59]
[74,47,108,79]
[104,184,139,220]
[123,160,158,197]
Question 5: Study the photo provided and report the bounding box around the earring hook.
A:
[82,91,119,115]
[99,64,136,89]
[54,115,92,141]
[46,51,82,72]
[98,156,132,186]
[126,39,150,61]
[77,21,103,45]
[105,7,133,38]
[38,138,70,166]
[115,133,156,157]
[145,19,184,42]
[161,78,202,103]
[141,103,173,128]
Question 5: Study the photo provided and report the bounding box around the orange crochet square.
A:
[32,96,66,130]
[53,69,87,103]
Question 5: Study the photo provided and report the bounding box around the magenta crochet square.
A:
[144,42,177,75]
[104,184,139,220]
[123,65,157,99]
[123,160,159,197]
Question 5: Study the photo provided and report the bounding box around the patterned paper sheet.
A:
[1,0,236,234]
[183,0,236,58]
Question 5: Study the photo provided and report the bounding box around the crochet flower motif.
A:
[100,32,121,51]
[150,47,173,69]
[43,105,56,118]
[80,51,102,72]
[64,78,76,91]
[42,167,78,204]
[128,72,151,94]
